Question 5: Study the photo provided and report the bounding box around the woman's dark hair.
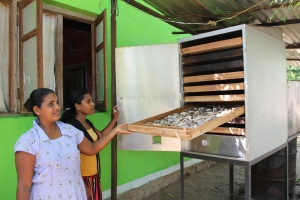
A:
[60,87,90,123]
[24,88,55,116]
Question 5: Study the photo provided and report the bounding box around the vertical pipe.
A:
[229,164,234,200]
[111,0,117,199]
[180,152,184,200]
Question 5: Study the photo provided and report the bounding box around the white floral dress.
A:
[14,120,87,200]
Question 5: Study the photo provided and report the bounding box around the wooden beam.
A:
[9,0,17,112]
[55,14,63,108]
[19,0,33,9]
[172,28,221,35]
[20,28,37,42]
[257,19,300,27]
[287,59,300,61]
[43,4,97,22]
[37,0,43,88]
[183,71,244,84]
[207,127,245,135]
[111,0,117,199]
[182,48,243,65]
[184,83,244,93]
[183,60,244,75]
[184,94,245,103]
[182,37,243,55]
[127,124,190,139]
[122,0,197,35]
[286,44,300,49]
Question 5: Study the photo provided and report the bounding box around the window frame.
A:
[18,0,43,113]
[43,7,108,111]
[92,9,107,111]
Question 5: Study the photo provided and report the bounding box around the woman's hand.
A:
[114,124,133,134]
[112,106,119,121]
[78,123,133,155]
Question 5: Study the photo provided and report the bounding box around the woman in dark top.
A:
[60,87,130,200]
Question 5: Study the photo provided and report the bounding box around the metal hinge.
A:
[16,88,20,99]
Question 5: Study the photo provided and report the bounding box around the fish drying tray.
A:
[127,105,245,140]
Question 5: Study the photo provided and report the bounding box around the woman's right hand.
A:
[114,124,133,135]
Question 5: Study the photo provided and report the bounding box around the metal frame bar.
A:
[230,164,233,200]
[180,142,289,200]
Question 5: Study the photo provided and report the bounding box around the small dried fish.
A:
[149,104,242,128]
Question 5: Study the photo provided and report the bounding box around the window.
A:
[0,0,107,113]
[0,0,17,113]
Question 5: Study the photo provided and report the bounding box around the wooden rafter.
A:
[286,44,300,49]
[287,59,300,61]
[258,19,300,27]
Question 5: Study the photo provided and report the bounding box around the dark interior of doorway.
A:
[63,18,92,110]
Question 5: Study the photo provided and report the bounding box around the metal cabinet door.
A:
[116,43,182,151]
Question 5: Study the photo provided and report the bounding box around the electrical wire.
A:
[98,0,105,12]
[214,0,268,25]
[77,0,88,16]
[110,0,118,17]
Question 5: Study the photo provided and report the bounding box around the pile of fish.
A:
[146,104,242,128]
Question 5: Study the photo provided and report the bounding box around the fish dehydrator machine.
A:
[116,24,298,199]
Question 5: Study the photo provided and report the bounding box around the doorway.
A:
[62,18,92,109]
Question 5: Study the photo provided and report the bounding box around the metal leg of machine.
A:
[180,152,184,200]
[180,142,289,200]
[284,145,288,200]
[230,164,234,200]
[244,164,251,200]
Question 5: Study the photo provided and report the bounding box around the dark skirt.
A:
[82,174,102,200]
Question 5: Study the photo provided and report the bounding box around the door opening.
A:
[63,18,92,109]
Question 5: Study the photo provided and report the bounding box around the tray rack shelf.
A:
[128,34,246,139]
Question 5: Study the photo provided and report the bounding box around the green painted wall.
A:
[0,0,190,199]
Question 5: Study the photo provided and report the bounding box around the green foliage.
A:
[268,0,300,22]
[287,64,300,81]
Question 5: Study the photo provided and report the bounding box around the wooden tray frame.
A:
[127,105,245,140]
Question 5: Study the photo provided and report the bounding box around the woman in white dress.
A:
[14,88,132,200]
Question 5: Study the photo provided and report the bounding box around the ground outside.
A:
[114,136,300,200]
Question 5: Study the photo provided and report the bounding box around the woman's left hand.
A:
[112,105,119,121]
[115,124,133,134]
